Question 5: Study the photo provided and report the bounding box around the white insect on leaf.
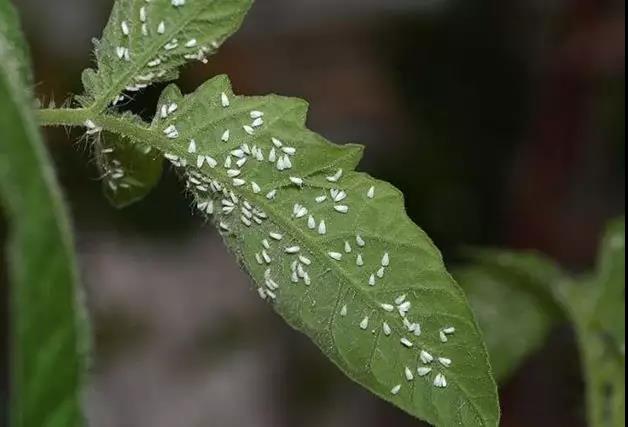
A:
[380,303,395,312]
[368,274,376,286]
[404,367,415,381]
[417,367,432,377]
[391,384,402,395]
[318,220,327,235]
[383,322,392,336]
[433,373,448,388]
[187,139,197,154]
[400,337,414,348]
[360,316,369,330]
[438,357,452,368]
[328,252,343,261]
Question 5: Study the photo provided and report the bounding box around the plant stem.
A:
[38,107,166,149]
[38,107,91,127]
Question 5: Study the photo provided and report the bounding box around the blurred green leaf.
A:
[463,224,625,426]
[592,218,625,352]
[455,261,559,382]
[0,0,32,86]
[95,132,163,208]
[465,248,565,302]
[0,4,89,427]
[561,218,625,427]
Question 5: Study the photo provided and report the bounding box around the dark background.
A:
[1,0,625,426]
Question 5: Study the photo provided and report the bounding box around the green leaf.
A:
[79,0,253,111]
[95,131,163,208]
[463,228,624,427]
[135,75,499,426]
[591,218,625,352]
[562,219,625,427]
[0,4,89,427]
[465,248,565,302]
[0,0,32,86]
[454,261,559,382]
[566,284,625,427]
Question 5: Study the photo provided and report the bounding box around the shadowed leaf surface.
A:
[96,131,163,208]
[455,262,558,382]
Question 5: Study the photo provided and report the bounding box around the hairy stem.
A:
[38,107,91,127]
[38,107,167,149]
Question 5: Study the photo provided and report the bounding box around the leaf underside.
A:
[139,75,498,426]
[0,3,88,426]
[81,1,500,424]
[95,131,163,208]
[79,0,253,111]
